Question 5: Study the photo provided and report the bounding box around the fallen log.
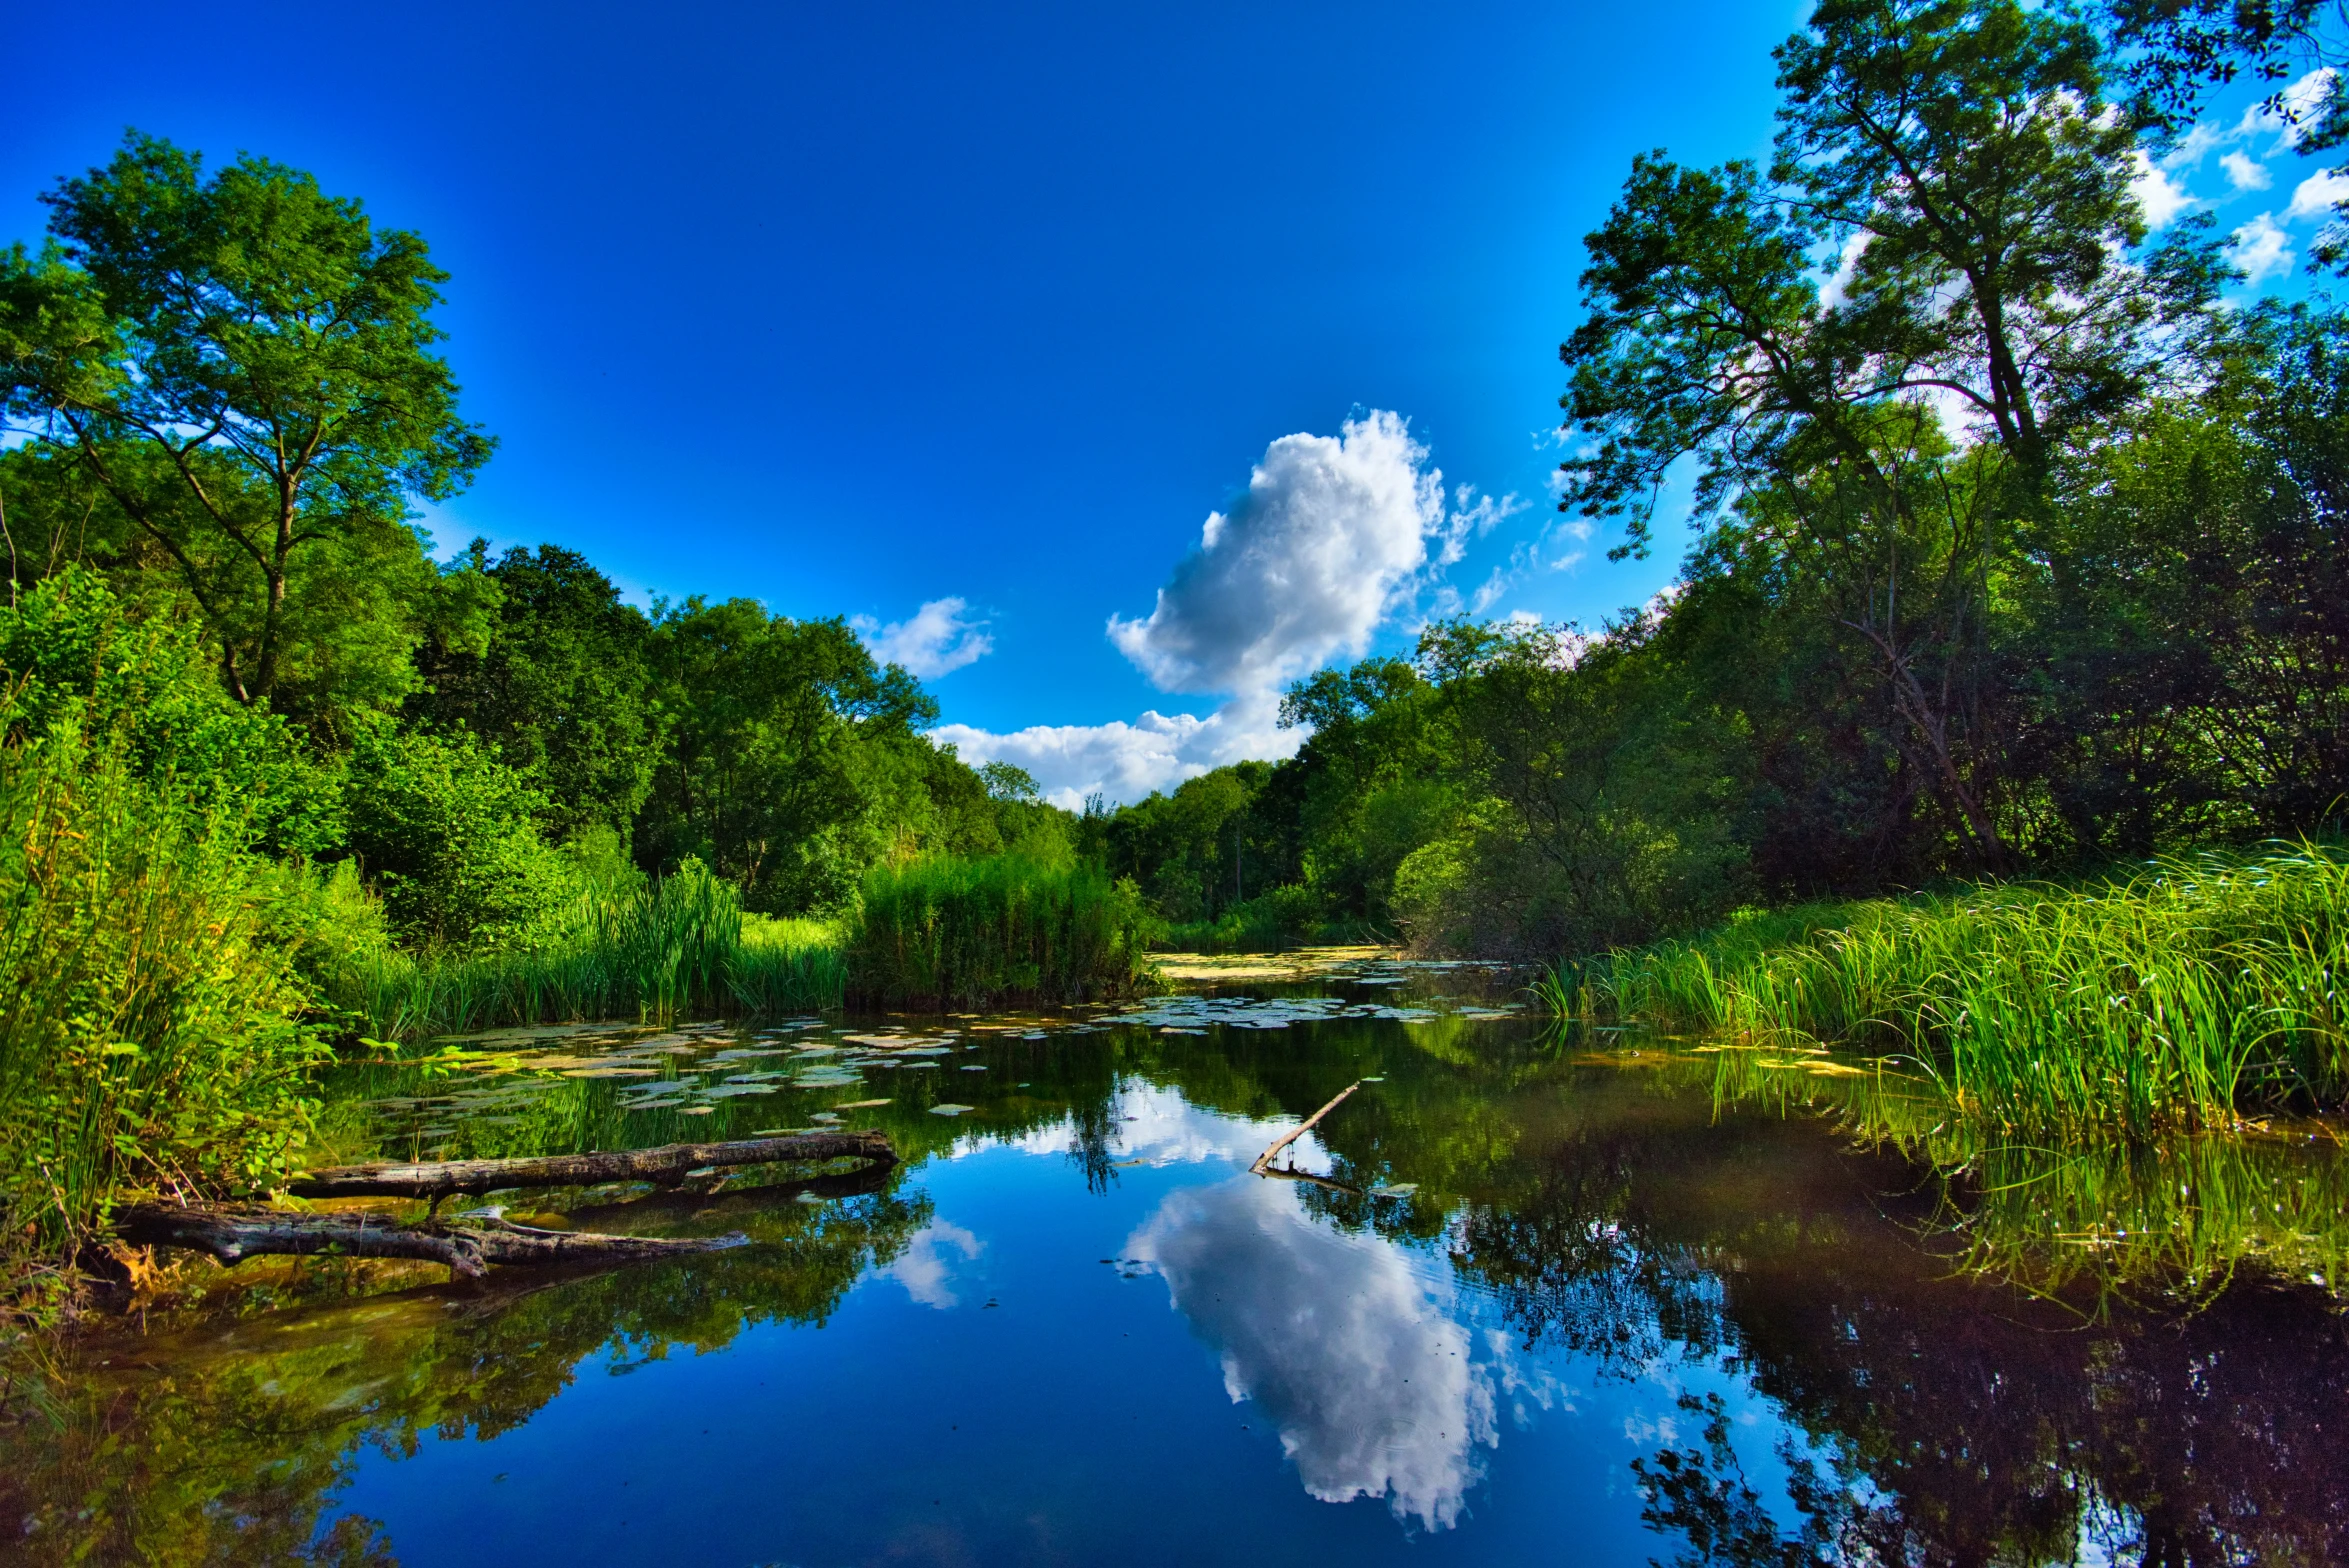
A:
[114,1205,749,1280]
[287,1129,896,1201]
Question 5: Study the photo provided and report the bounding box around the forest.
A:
[4,0,2349,1284]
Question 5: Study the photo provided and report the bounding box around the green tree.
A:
[411,541,665,843]
[638,597,940,910]
[0,132,494,726]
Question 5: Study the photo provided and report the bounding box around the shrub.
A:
[343,721,580,952]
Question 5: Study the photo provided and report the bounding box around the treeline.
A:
[0,135,1075,965]
[1099,0,2349,958]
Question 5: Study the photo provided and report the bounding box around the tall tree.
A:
[0,133,493,721]
[1557,0,2226,864]
[410,542,665,843]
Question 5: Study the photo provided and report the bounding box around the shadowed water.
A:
[8,964,2349,1565]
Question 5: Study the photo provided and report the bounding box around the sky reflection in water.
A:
[17,997,2349,1565]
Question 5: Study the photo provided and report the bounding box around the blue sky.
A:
[2,2,2336,803]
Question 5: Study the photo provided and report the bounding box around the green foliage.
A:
[328,860,846,1043]
[637,595,950,911]
[0,690,323,1294]
[342,721,579,952]
[409,541,665,843]
[0,131,494,727]
[1556,841,2349,1135]
[849,853,1156,1007]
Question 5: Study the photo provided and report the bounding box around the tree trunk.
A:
[287,1130,895,1201]
[113,1206,749,1280]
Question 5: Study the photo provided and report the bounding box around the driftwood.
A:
[287,1130,896,1201]
[115,1205,749,1280]
[1250,1081,1362,1176]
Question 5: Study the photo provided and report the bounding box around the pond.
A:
[10,956,2349,1565]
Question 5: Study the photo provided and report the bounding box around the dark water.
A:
[11,965,2349,1565]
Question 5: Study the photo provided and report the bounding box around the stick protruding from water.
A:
[1250,1081,1362,1176]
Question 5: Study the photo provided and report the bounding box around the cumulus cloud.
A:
[855,597,992,679]
[2230,211,2295,283]
[2130,151,2197,228]
[938,411,1517,805]
[2222,149,2274,191]
[1106,411,1443,695]
[2290,166,2349,218]
[1126,1178,1498,1529]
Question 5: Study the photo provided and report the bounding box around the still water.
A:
[11,959,2349,1565]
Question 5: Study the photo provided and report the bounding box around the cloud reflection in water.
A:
[1127,1177,1496,1529]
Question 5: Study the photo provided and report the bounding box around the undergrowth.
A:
[1538,842,2349,1135]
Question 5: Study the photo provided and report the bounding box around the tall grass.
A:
[0,719,324,1297]
[324,861,847,1044]
[1539,842,2349,1135]
[849,853,1155,1007]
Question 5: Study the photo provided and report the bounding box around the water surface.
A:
[11,963,2349,1565]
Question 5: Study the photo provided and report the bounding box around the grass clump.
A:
[323,861,847,1044]
[1540,842,2349,1135]
[849,853,1155,1007]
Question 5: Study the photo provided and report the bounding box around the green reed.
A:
[1540,841,2349,1135]
[326,861,847,1044]
[0,722,324,1298]
[848,853,1156,1007]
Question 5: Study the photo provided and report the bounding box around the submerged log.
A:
[287,1130,896,1201]
[114,1205,749,1280]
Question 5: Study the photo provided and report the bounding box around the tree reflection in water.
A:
[7,1010,2349,1565]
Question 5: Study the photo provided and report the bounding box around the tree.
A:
[637,597,939,910]
[0,132,494,724]
[1558,0,2227,865]
[410,542,665,843]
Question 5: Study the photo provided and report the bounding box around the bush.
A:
[343,721,580,952]
[849,854,1155,1007]
[1153,885,1334,953]
[0,654,325,1301]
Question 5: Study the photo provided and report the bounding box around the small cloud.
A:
[2282,69,2341,146]
[2229,212,2295,284]
[2221,150,2274,192]
[2162,122,2225,170]
[855,596,993,679]
[2130,151,2196,229]
[1818,230,1869,307]
[2289,166,2349,218]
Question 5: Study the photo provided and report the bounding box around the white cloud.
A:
[2282,69,2341,146]
[2289,166,2349,218]
[936,410,1521,805]
[2162,121,2225,170]
[2221,150,2274,192]
[933,689,1295,810]
[2130,150,2197,228]
[1126,1177,1498,1530]
[1818,229,1870,308]
[1106,411,1444,695]
[854,596,992,679]
[881,1220,984,1309]
[2230,211,2295,283]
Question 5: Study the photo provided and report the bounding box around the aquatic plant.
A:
[848,853,1155,1006]
[1539,842,2349,1134]
[324,862,847,1044]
